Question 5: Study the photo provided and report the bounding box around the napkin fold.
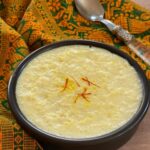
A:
[0,0,150,149]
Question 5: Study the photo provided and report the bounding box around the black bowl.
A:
[8,40,150,150]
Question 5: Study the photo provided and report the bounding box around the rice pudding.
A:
[16,45,142,138]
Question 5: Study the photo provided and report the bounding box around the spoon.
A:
[75,0,150,65]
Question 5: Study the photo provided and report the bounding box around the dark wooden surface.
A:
[120,109,150,150]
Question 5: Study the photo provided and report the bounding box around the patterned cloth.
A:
[0,0,150,149]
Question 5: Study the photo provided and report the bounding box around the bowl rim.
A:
[8,39,150,144]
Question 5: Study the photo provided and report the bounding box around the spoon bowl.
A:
[75,0,104,21]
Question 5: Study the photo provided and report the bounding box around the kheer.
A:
[16,45,142,138]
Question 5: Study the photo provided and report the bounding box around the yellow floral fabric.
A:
[0,0,150,149]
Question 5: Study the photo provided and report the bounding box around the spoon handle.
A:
[112,25,150,65]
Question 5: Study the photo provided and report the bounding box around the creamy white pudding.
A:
[16,45,142,138]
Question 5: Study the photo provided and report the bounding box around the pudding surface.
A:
[16,45,142,138]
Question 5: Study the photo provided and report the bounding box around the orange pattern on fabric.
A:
[0,0,149,149]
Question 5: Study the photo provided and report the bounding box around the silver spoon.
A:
[75,0,150,65]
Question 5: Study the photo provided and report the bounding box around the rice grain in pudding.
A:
[16,45,142,138]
